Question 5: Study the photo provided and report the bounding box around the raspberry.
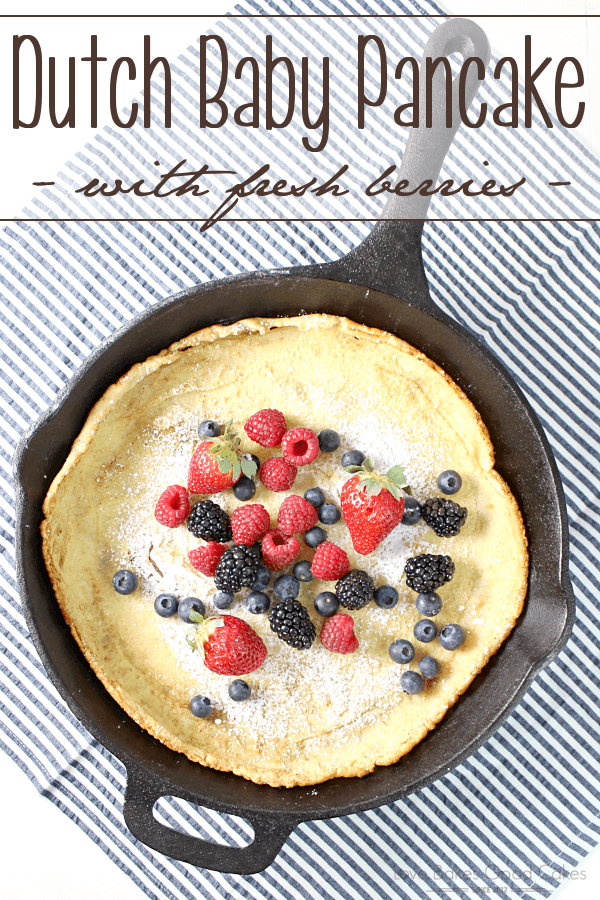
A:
[154,485,189,527]
[187,542,227,577]
[260,457,297,491]
[231,504,271,544]
[281,427,319,467]
[320,613,359,654]
[277,495,318,536]
[311,542,350,580]
[244,409,286,448]
[261,529,300,571]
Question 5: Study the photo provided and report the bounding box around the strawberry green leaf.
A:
[366,482,383,497]
[241,457,258,478]
[217,455,231,473]
[403,485,414,497]
[343,465,364,474]
[363,458,375,473]
[188,610,203,624]
[232,459,242,481]
[386,465,407,487]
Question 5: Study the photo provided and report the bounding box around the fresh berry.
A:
[233,476,256,501]
[416,592,443,616]
[304,526,327,548]
[189,695,212,718]
[188,422,248,494]
[341,459,406,554]
[374,585,399,609]
[260,457,297,492]
[274,574,300,601]
[318,429,340,452]
[245,591,270,614]
[389,639,415,663]
[439,623,466,651]
[437,470,462,495]
[187,542,228,577]
[401,671,425,694]
[419,656,441,679]
[112,570,137,594]
[191,614,267,675]
[341,449,365,468]
[277,495,318,536]
[414,619,438,643]
[402,496,422,526]
[269,599,316,649]
[178,596,206,623]
[293,560,313,582]
[421,498,467,537]
[244,409,286,447]
[320,613,359,654]
[318,503,341,525]
[198,420,221,439]
[154,593,178,617]
[213,591,235,610]
[404,554,455,593]
[311,542,350,580]
[187,500,232,542]
[336,570,374,610]
[231,504,270,545]
[251,541,263,560]
[261,529,300,570]
[304,487,325,508]
[251,565,271,590]
[314,591,339,617]
[228,679,251,701]
[281,427,319,466]
[154,485,189,528]
[214,544,261,593]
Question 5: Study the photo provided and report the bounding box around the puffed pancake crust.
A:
[41,315,528,787]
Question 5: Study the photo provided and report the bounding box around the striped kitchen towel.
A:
[2,1,600,899]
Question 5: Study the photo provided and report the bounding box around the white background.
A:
[2,1,599,897]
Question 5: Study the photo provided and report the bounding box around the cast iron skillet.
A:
[14,18,574,875]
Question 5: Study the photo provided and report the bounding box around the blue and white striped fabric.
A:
[2,2,600,898]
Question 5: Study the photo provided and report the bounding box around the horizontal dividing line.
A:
[4,217,600,223]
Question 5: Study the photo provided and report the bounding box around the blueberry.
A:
[439,623,466,651]
[318,429,340,453]
[314,591,339,617]
[178,597,206,623]
[374,585,399,609]
[112,570,138,594]
[416,592,443,617]
[246,591,270,614]
[293,560,313,582]
[401,671,425,694]
[189,695,212,718]
[251,565,271,590]
[213,591,235,610]
[341,449,365,468]
[304,487,325,509]
[154,593,178,617]
[243,453,260,474]
[233,475,256,501]
[198,419,222,439]
[414,619,438,643]
[419,656,441,679]
[228,679,251,701]
[274,574,300,601]
[437,470,462,495]
[304,526,327,548]
[318,504,341,525]
[402,497,422,526]
[389,639,415,663]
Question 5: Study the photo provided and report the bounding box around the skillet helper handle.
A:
[123,767,297,874]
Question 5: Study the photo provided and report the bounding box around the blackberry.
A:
[404,554,455,593]
[269,599,316,649]
[336,570,374,610]
[214,544,260,593]
[421,498,467,537]
[187,500,232,542]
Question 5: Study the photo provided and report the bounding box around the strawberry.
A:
[188,614,267,675]
[244,409,286,447]
[154,484,189,527]
[311,542,350,580]
[281,427,319,466]
[260,457,297,491]
[231,504,271,544]
[320,613,359,654]
[188,420,256,494]
[277,495,318,536]
[261,528,300,570]
[341,459,407,555]
[187,542,227,577]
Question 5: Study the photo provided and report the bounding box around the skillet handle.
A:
[123,766,297,874]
